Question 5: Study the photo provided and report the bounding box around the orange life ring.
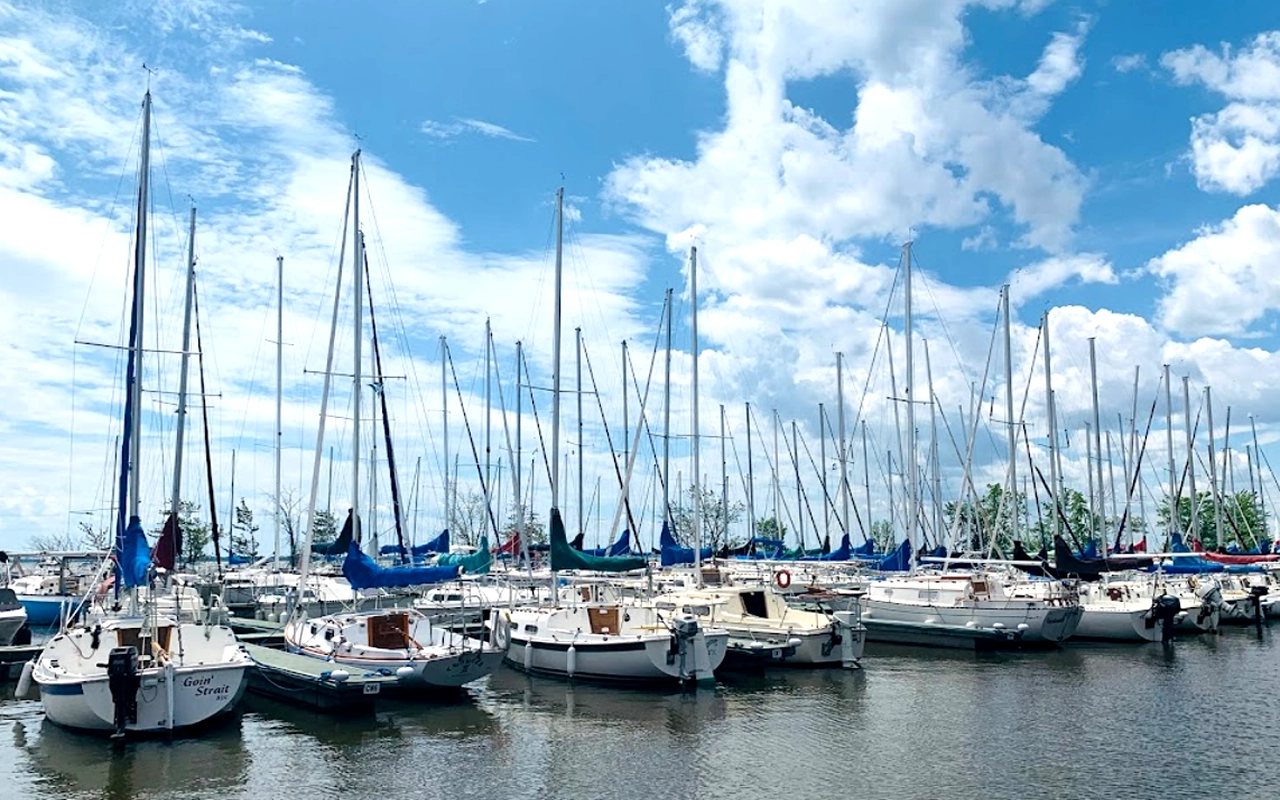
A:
[775,569,792,589]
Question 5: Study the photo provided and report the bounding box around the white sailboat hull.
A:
[0,606,27,646]
[1073,605,1160,642]
[862,598,1082,648]
[39,662,248,733]
[506,630,727,683]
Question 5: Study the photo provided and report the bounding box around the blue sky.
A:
[3,0,1280,553]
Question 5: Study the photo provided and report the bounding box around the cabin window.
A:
[523,625,539,634]
[741,591,769,619]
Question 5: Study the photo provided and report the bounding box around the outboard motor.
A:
[668,613,701,683]
[1249,585,1270,634]
[106,646,141,738]
[1150,594,1181,644]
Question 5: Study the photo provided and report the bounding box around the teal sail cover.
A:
[435,536,493,575]
[549,508,646,572]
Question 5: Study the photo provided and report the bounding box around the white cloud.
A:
[1008,253,1116,302]
[420,117,534,143]
[1148,203,1280,337]
[669,1,724,72]
[1026,24,1088,98]
[1162,31,1280,194]
[1111,53,1147,73]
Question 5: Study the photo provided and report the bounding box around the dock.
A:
[241,643,400,712]
[228,617,286,647]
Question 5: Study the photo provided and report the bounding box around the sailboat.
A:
[30,90,250,736]
[858,252,1083,649]
[502,215,727,685]
[281,150,503,691]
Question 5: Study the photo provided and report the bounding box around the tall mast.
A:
[1183,376,1198,539]
[550,187,564,511]
[690,246,702,571]
[128,90,153,521]
[663,288,673,525]
[862,419,872,541]
[902,241,918,551]
[169,206,197,526]
[721,404,728,549]
[485,318,493,536]
[441,335,449,533]
[1165,364,1177,542]
[274,254,284,567]
[576,326,583,538]
[924,338,940,549]
[837,352,848,536]
[351,150,362,539]
[622,339,629,521]
[820,403,828,540]
[516,341,529,565]
[1042,310,1058,541]
[1206,387,1223,546]
[746,403,755,540]
[1089,338,1104,528]
[792,420,802,549]
[1002,286,1018,544]
[1252,414,1267,540]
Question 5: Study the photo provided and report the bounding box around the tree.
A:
[266,489,303,566]
[231,498,260,560]
[502,501,546,546]
[311,509,338,550]
[869,519,896,552]
[77,520,112,551]
[944,483,1027,554]
[1157,490,1266,550]
[28,530,81,552]
[670,486,746,551]
[447,488,490,547]
[754,516,787,543]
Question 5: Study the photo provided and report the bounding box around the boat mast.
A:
[1206,387,1223,547]
[351,150,362,542]
[486,318,493,538]
[663,287,673,527]
[690,246,701,571]
[441,335,449,535]
[1042,309,1059,542]
[837,351,848,537]
[516,341,529,566]
[862,420,872,542]
[169,205,197,556]
[550,187,565,514]
[274,254,283,568]
[820,403,828,541]
[1165,364,1177,543]
[1089,338,1104,531]
[128,90,152,522]
[1002,286,1018,546]
[924,338,940,550]
[576,326,584,540]
[1183,376,1198,541]
[1251,414,1267,540]
[903,241,918,554]
[746,403,755,541]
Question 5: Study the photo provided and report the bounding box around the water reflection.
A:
[26,715,248,800]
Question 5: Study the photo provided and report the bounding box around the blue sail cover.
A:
[120,515,151,589]
[864,539,911,571]
[814,533,852,562]
[583,529,633,557]
[411,529,450,558]
[435,537,493,575]
[852,538,877,558]
[659,521,712,566]
[313,510,355,557]
[342,540,459,590]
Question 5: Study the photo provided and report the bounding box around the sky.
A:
[3,0,1280,555]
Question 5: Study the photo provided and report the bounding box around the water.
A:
[4,629,1278,800]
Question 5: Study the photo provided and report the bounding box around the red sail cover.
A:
[1202,552,1280,565]
[152,512,178,572]
[495,530,522,556]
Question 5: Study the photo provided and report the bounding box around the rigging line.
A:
[620,296,674,544]
[581,336,638,539]
[445,348,502,540]
[356,162,445,515]
[850,258,903,443]
[193,274,223,575]
[797,421,865,538]
[1022,421,1048,552]
[1113,386,1161,549]
[520,346,554,506]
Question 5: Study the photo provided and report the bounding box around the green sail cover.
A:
[549,508,647,573]
[435,536,493,575]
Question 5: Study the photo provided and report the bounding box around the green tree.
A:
[232,498,260,560]
[502,501,545,546]
[670,486,746,551]
[155,501,210,567]
[447,488,489,547]
[754,516,787,543]
[311,509,338,549]
[943,483,1027,553]
[869,519,896,552]
[1157,490,1266,550]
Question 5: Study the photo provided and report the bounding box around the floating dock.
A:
[241,643,399,712]
[228,618,286,647]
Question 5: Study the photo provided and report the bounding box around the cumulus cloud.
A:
[420,117,534,142]
[1148,203,1280,337]
[1162,31,1280,194]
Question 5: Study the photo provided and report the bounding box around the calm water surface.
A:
[3,630,1278,800]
